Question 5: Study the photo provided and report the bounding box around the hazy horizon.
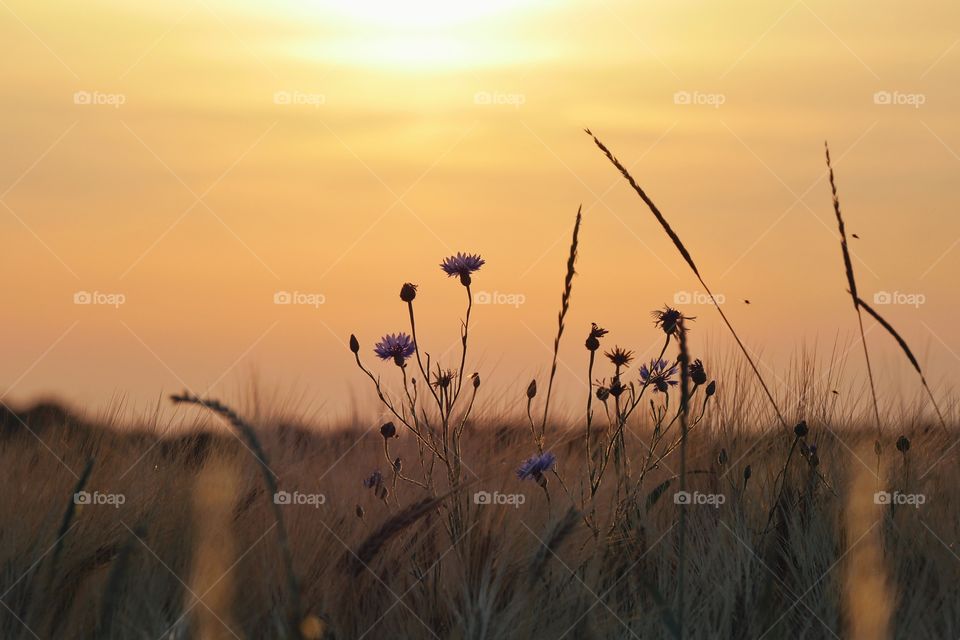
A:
[3,0,959,419]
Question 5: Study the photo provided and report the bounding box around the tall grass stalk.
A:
[539,205,582,443]
[825,142,881,432]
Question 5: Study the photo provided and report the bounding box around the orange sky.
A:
[2,0,959,423]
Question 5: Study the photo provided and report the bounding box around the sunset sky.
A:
[2,0,959,422]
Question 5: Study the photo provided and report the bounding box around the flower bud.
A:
[526,379,537,399]
[896,435,910,453]
[349,334,360,354]
[743,464,752,484]
[596,387,610,402]
[718,448,728,466]
[380,422,397,438]
[472,373,481,389]
[705,380,717,397]
[794,421,808,438]
[400,282,418,302]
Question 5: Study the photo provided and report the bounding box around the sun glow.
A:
[310,0,543,29]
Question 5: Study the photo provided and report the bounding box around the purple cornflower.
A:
[363,470,383,489]
[640,359,678,393]
[440,252,485,286]
[516,451,557,481]
[373,333,416,365]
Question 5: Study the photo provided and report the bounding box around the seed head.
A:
[585,323,608,352]
[605,346,634,368]
[380,422,397,439]
[896,435,910,454]
[400,282,418,302]
[690,359,707,386]
[652,305,695,337]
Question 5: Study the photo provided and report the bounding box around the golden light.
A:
[308,0,543,29]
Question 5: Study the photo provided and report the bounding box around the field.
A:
[3,133,957,640]
[0,392,957,639]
